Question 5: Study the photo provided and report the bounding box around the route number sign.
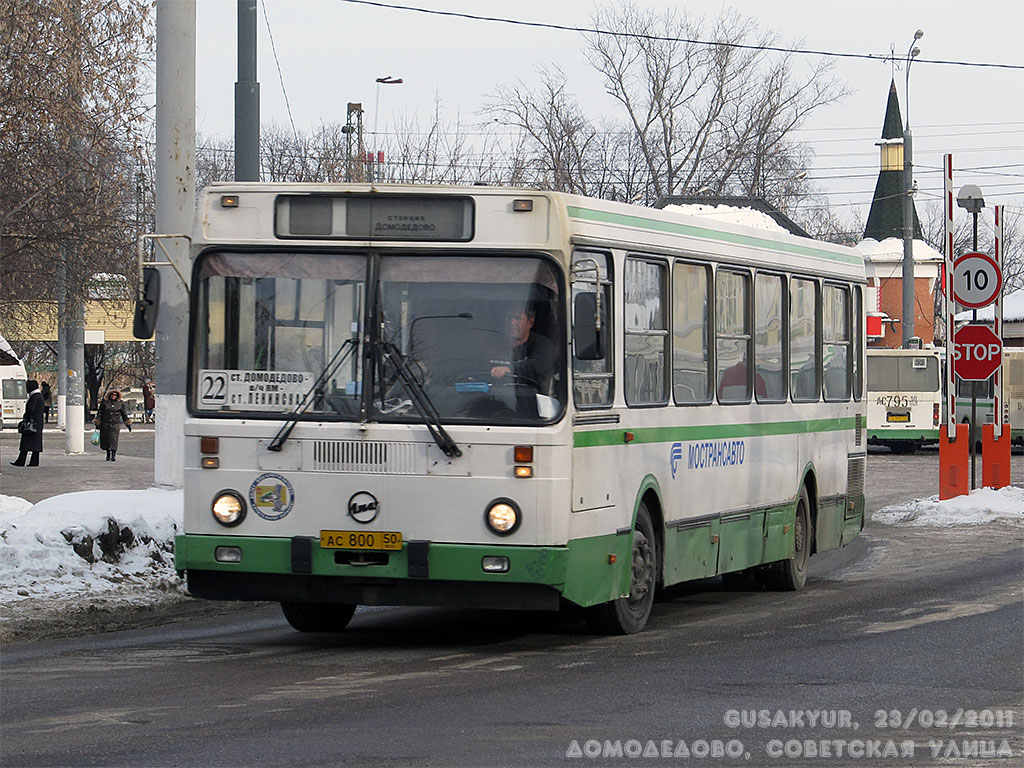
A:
[952,252,1002,309]
[953,324,1002,381]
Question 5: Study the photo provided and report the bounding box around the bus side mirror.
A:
[573,292,606,360]
[133,267,160,340]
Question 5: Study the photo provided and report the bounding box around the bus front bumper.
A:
[175,534,573,611]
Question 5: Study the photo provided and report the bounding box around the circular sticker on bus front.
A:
[249,473,295,521]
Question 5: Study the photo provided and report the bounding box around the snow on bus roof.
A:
[661,203,790,234]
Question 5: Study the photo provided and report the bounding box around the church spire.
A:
[864,80,921,241]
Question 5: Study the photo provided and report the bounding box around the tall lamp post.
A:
[901,29,924,348]
[956,183,985,489]
[370,76,403,182]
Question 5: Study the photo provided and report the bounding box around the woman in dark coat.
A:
[11,379,44,467]
[94,388,132,461]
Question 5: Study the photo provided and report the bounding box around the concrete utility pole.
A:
[153,0,196,488]
[64,0,85,453]
[901,30,924,348]
[235,0,260,181]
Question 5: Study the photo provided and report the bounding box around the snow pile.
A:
[663,203,789,233]
[872,486,1024,527]
[0,489,184,607]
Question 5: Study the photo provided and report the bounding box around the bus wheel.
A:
[765,487,811,591]
[280,602,357,632]
[585,503,657,635]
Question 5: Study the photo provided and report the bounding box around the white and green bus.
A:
[172,183,867,635]
[866,347,944,454]
[955,348,1024,447]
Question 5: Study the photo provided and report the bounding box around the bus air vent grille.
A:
[847,455,866,503]
[310,440,419,474]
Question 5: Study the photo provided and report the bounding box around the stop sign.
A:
[953,324,1003,380]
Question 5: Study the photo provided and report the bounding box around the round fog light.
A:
[485,498,521,536]
[212,491,246,527]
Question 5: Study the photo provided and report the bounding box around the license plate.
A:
[319,530,403,551]
[887,413,910,423]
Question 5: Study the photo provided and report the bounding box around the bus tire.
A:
[765,487,812,592]
[280,602,357,632]
[585,503,657,635]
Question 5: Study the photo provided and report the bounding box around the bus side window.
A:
[790,277,820,402]
[572,251,614,408]
[823,284,851,401]
[624,257,669,406]
[673,261,712,404]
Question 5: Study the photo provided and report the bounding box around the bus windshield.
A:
[192,250,564,425]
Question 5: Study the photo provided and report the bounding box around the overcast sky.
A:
[192,0,1023,226]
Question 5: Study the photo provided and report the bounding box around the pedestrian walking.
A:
[142,380,155,423]
[41,380,52,423]
[10,379,44,467]
[94,388,132,461]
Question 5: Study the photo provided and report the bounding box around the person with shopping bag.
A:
[10,380,44,467]
[94,388,132,461]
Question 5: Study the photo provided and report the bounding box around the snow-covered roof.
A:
[855,237,944,263]
[662,203,789,234]
[955,287,1024,322]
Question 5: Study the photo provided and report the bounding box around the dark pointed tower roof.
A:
[864,80,922,241]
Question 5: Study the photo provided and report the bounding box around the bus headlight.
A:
[485,498,521,536]
[212,491,246,527]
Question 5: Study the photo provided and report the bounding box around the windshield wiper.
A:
[267,337,357,452]
[379,340,462,458]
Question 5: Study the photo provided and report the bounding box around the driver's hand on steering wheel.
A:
[490,364,511,380]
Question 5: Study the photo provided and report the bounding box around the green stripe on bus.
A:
[573,416,858,448]
[566,206,864,266]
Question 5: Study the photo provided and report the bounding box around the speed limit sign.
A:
[953,252,1002,309]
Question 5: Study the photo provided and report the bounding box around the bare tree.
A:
[920,202,1023,292]
[0,0,153,344]
[485,2,847,208]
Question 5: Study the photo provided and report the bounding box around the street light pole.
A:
[957,183,985,490]
[901,30,923,348]
[370,76,402,182]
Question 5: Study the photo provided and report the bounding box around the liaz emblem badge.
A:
[249,472,295,520]
[348,491,380,523]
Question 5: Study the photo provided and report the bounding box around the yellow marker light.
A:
[512,199,533,212]
[513,445,533,463]
[220,195,240,208]
[514,465,533,478]
[201,457,220,469]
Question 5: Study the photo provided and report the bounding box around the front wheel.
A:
[764,487,812,591]
[280,602,357,632]
[586,503,658,635]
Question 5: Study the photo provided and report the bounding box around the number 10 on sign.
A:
[952,252,1002,309]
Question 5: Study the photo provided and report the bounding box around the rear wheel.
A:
[764,487,812,591]
[586,503,658,635]
[280,602,357,632]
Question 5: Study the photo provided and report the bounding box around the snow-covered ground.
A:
[0,485,1021,633]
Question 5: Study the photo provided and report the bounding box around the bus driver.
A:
[490,306,555,395]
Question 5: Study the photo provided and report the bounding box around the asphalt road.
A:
[1,441,1022,767]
